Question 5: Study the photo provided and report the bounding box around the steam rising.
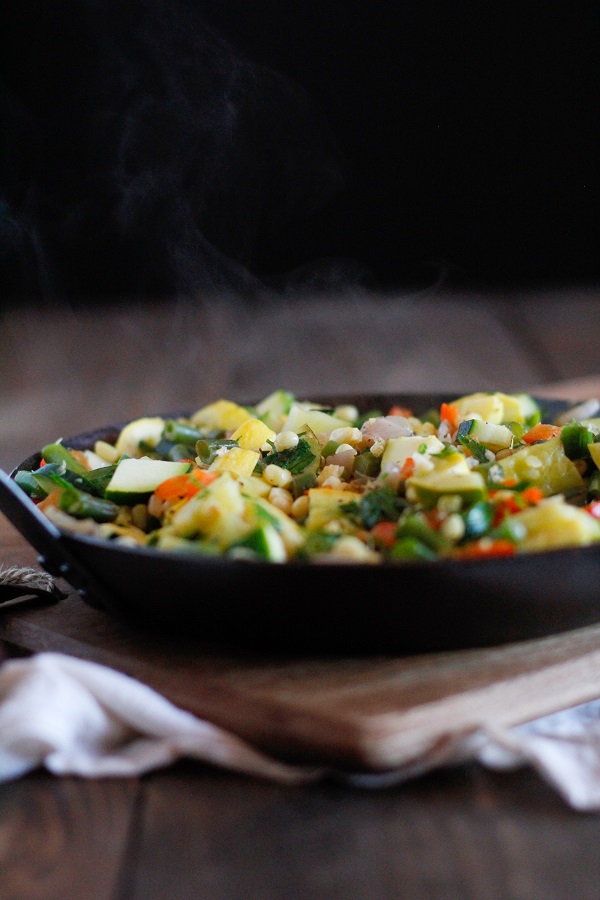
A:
[1,0,346,303]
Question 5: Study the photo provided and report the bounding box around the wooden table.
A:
[2,295,600,899]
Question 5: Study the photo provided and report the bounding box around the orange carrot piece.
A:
[388,404,413,418]
[153,475,198,502]
[399,457,415,479]
[453,538,516,559]
[154,467,216,502]
[71,449,91,470]
[190,467,218,486]
[440,402,460,429]
[522,423,562,444]
[521,486,544,505]
[37,488,62,511]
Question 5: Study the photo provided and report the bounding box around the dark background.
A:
[1,1,599,305]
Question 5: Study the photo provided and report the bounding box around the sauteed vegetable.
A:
[14,390,600,563]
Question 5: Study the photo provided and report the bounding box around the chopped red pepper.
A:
[586,500,600,520]
[423,508,444,530]
[491,497,521,526]
[370,520,398,548]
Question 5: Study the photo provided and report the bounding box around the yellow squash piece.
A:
[230,417,276,451]
[513,496,600,552]
[190,399,252,433]
[282,403,348,436]
[408,468,487,509]
[305,487,362,533]
[380,434,445,474]
[589,442,600,470]
[498,392,540,424]
[170,473,251,548]
[451,392,505,424]
[209,447,260,479]
[237,474,271,499]
[451,391,539,425]
[114,417,165,458]
[405,449,486,508]
[495,436,585,496]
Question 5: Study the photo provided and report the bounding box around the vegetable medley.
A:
[14,389,600,564]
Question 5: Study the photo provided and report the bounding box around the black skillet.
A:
[1,394,599,655]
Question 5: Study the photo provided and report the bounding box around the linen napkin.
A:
[3,649,600,810]
[0,652,324,784]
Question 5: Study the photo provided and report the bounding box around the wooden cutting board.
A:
[4,509,600,772]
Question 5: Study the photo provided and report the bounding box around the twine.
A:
[0,565,58,594]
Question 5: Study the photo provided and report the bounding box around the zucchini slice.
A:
[105,458,192,504]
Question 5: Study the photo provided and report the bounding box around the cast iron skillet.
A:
[1,394,599,655]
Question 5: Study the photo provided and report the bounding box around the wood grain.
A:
[124,764,600,900]
[0,774,138,899]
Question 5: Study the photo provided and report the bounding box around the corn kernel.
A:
[274,430,299,451]
[440,513,466,542]
[291,495,309,521]
[334,443,357,456]
[263,464,293,488]
[317,464,345,487]
[320,475,344,489]
[268,487,294,514]
[330,426,363,446]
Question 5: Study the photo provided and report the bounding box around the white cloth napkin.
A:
[346,704,600,812]
[2,651,600,810]
[0,653,324,784]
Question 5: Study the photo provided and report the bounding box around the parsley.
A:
[342,488,408,529]
[456,434,489,463]
[257,436,316,476]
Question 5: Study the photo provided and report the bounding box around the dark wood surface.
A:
[2,293,600,899]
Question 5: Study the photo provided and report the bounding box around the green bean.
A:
[163,420,204,446]
[33,472,119,522]
[195,438,238,466]
[42,442,89,475]
[58,485,119,521]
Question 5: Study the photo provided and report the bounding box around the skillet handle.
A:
[0,469,107,611]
